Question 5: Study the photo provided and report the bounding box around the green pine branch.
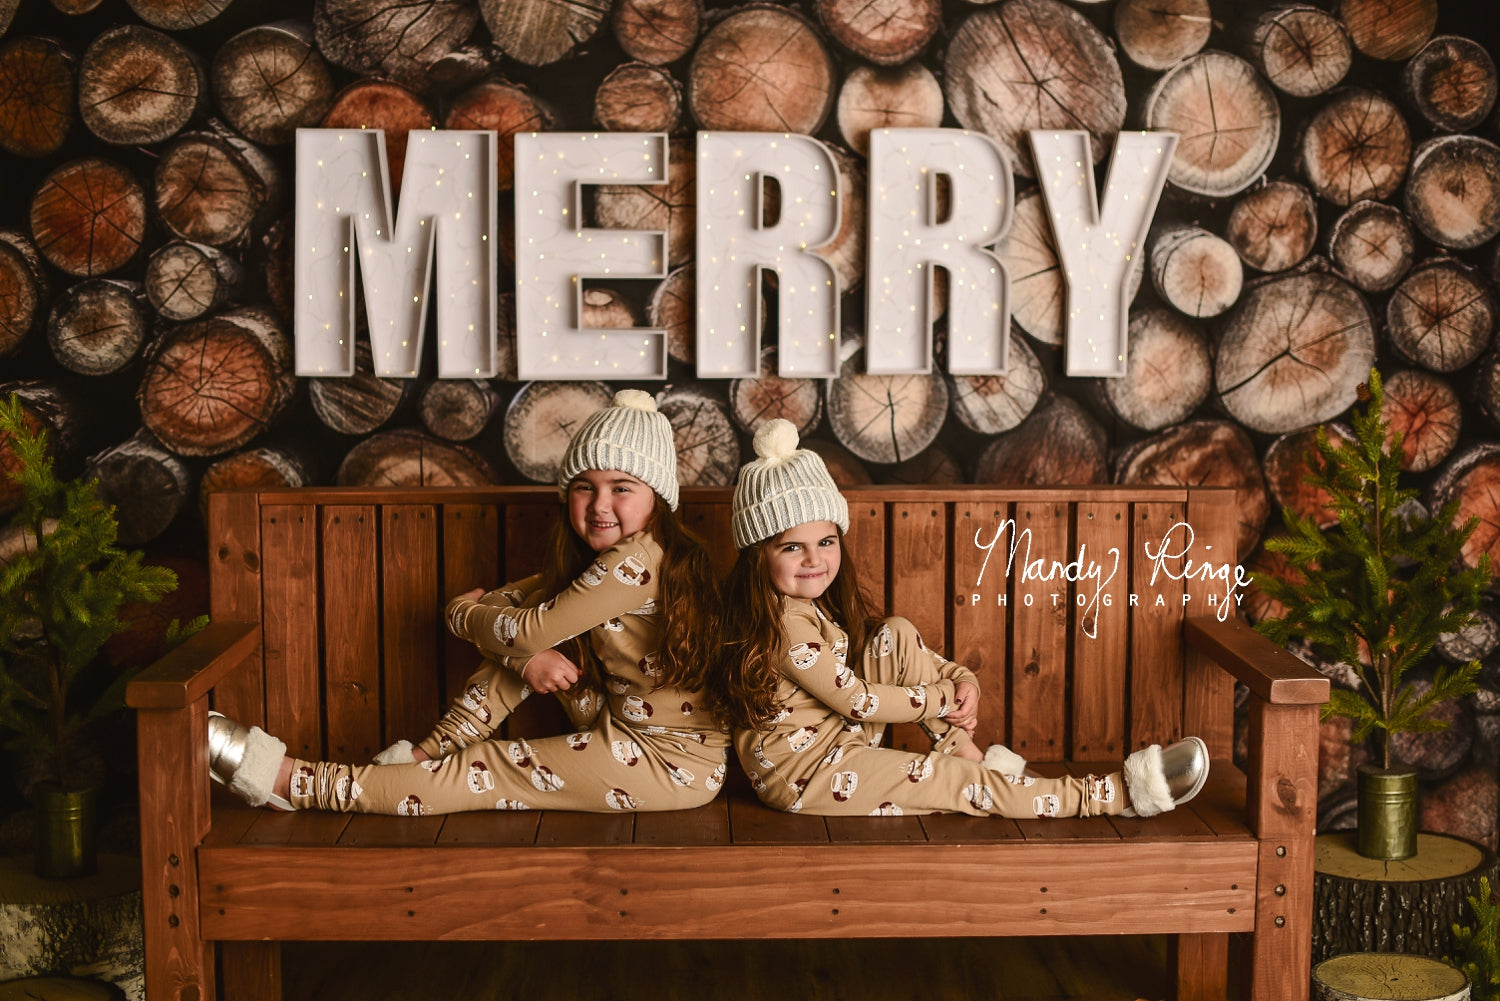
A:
[1254,369,1490,770]
[0,394,178,790]
[1449,877,1500,1001]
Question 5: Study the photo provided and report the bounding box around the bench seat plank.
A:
[918,813,1025,842]
[825,814,929,843]
[339,815,445,847]
[203,801,267,848]
[236,811,350,846]
[726,796,831,844]
[634,800,731,845]
[436,811,541,845]
[1184,765,1252,839]
[537,810,635,845]
[197,840,1258,941]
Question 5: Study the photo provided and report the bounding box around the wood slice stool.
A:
[0,977,124,1000]
[1313,953,1469,1001]
[0,854,143,1000]
[1314,833,1500,962]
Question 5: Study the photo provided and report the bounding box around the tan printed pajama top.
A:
[284,530,730,815]
[736,597,1127,819]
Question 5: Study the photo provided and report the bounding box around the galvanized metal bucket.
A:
[33,783,98,879]
[1356,764,1418,861]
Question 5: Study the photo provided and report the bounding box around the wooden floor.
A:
[282,935,1193,1000]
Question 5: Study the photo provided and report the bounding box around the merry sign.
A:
[293,128,1176,381]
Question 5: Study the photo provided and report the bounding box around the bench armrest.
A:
[1184,615,1329,706]
[126,621,260,710]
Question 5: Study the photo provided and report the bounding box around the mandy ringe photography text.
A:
[970,518,1251,637]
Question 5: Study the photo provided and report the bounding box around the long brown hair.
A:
[705,527,877,731]
[538,495,720,695]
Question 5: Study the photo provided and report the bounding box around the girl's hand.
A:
[522,648,582,693]
[459,587,485,602]
[948,681,980,734]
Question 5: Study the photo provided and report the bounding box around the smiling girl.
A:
[707,420,1208,820]
[207,391,731,815]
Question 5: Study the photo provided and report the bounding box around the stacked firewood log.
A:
[1,0,1499,844]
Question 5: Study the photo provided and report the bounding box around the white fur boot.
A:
[372,739,416,765]
[983,743,1028,777]
[1122,736,1209,817]
[208,711,294,811]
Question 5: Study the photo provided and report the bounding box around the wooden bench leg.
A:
[139,706,216,1001]
[1172,932,1229,1001]
[1246,701,1319,1001]
[1249,836,1315,1001]
[222,942,282,1001]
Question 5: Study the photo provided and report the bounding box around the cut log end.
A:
[29,158,146,278]
[836,62,944,157]
[1217,270,1375,434]
[77,24,201,146]
[47,279,147,376]
[1114,0,1211,71]
[212,22,335,146]
[1145,50,1280,198]
[0,36,75,158]
[1328,201,1417,293]
[1150,226,1242,317]
[1405,135,1500,251]
[594,62,683,134]
[1337,0,1438,61]
[729,347,823,437]
[138,309,294,457]
[688,5,835,135]
[612,0,702,66]
[659,385,740,486]
[1226,181,1319,273]
[1300,89,1411,207]
[1105,306,1211,431]
[815,0,942,66]
[827,346,949,465]
[1248,6,1352,97]
[337,429,495,487]
[945,0,1125,178]
[1386,259,1496,374]
[1382,369,1462,472]
[1403,35,1498,133]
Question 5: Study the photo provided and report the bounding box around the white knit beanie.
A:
[731,419,849,549]
[556,389,680,510]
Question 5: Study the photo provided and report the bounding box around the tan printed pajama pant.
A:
[286,712,729,815]
[415,658,602,761]
[794,619,1127,819]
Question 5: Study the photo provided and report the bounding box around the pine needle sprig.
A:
[1254,369,1489,770]
[0,394,179,789]
[1449,877,1500,1001]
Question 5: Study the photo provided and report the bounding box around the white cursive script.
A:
[973,520,1120,637]
[1143,521,1250,622]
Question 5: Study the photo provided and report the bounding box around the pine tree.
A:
[1254,369,1490,770]
[0,394,178,791]
[1449,876,1500,1001]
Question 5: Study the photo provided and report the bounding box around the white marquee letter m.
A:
[294,129,498,378]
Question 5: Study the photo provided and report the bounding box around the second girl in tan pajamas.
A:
[707,419,1209,820]
[208,390,731,814]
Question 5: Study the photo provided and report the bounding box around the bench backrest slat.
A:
[209,485,1239,764]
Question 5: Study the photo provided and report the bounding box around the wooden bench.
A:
[127,484,1329,1001]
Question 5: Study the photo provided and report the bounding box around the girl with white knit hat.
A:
[706,419,1209,820]
[207,390,731,815]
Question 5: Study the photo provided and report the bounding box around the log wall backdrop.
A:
[1,0,1499,848]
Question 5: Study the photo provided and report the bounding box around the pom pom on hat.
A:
[556,389,679,510]
[731,419,848,549]
[612,388,658,412]
[752,419,801,464]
